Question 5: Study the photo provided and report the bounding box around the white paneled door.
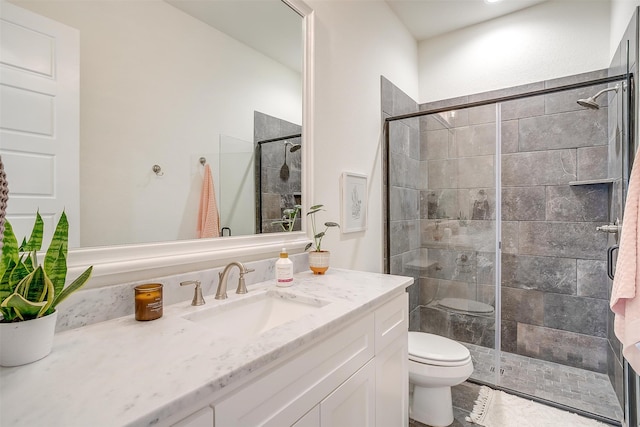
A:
[0,2,79,246]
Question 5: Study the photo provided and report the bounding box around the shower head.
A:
[285,141,302,153]
[577,84,620,110]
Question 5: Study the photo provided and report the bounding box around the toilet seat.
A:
[408,332,471,367]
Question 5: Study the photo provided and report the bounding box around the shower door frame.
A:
[384,72,634,424]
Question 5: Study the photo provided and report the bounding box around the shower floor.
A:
[464,342,624,422]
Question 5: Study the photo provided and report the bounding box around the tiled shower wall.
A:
[381,76,421,330]
[254,111,302,233]
[384,69,620,374]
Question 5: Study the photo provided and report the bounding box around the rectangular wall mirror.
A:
[0,0,314,285]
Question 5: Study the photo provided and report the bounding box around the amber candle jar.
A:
[134,283,163,321]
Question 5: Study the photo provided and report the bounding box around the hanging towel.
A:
[197,163,220,238]
[611,160,640,373]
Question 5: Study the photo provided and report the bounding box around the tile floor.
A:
[409,343,624,427]
[464,343,623,422]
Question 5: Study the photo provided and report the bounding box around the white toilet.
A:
[408,331,474,427]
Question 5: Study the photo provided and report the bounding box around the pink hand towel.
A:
[197,163,220,238]
[611,160,640,373]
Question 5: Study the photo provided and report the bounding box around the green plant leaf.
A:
[309,204,323,210]
[0,306,18,322]
[306,208,322,216]
[20,212,44,253]
[8,257,29,291]
[21,266,50,304]
[52,266,93,309]
[325,222,340,227]
[46,246,68,298]
[314,232,325,239]
[0,292,47,321]
[0,258,17,303]
[304,242,313,251]
[44,212,69,290]
[0,221,19,275]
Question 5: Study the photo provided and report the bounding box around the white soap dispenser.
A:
[276,247,294,287]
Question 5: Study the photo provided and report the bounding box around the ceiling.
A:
[166,0,302,72]
[385,0,549,41]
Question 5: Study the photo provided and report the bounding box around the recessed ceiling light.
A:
[485,0,503,3]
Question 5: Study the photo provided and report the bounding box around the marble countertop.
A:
[0,269,411,427]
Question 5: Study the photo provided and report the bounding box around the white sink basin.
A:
[181,290,329,339]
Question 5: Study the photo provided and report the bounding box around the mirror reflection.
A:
[2,0,303,248]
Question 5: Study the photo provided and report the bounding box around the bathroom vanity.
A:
[0,269,411,427]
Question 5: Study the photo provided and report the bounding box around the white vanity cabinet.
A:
[212,291,408,427]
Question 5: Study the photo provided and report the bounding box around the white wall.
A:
[418,0,612,102]
[306,0,418,273]
[610,0,640,58]
[11,1,302,247]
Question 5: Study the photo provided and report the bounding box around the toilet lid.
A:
[408,332,471,366]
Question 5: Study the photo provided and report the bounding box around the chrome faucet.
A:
[215,261,255,300]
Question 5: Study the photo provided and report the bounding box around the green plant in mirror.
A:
[304,204,339,252]
[271,205,302,232]
[0,212,93,322]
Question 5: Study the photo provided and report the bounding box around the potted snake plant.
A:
[305,204,339,274]
[0,212,93,366]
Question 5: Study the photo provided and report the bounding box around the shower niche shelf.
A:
[569,178,616,186]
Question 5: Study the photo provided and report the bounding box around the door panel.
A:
[0,2,79,246]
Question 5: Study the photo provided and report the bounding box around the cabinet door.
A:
[376,334,408,427]
[320,360,375,427]
[293,406,320,427]
[214,314,374,427]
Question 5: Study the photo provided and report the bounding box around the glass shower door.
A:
[388,105,501,387]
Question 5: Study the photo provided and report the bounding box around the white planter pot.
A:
[308,251,330,275]
[0,311,58,367]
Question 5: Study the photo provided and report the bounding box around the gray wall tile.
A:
[501,119,519,154]
[517,323,608,372]
[458,156,495,188]
[390,186,419,221]
[503,150,576,186]
[422,128,451,160]
[502,186,546,221]
[577,146,608,181]
[502,287,544,325]
[519,109,607,152]
[467,104,496,125]
[502,96,545,121]
[455,123,496,157]
[502,254,576,294]
[546,185,609,222]
[577,259,608,299]
[428,158,458,189]
[518,221,607,259]
[543,293,608,338]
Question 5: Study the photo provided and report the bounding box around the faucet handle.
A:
[180,280,205,306]
[236,268,254,295]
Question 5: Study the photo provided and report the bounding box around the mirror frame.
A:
[67,0,314,288]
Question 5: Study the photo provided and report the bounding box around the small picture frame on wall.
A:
[341,172,367,233]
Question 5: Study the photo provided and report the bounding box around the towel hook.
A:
[152,164,164,176]
[199,157,206,166]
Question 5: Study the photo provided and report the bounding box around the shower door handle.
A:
[607,245,619,280]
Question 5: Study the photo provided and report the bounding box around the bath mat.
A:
[467,386,608,427]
